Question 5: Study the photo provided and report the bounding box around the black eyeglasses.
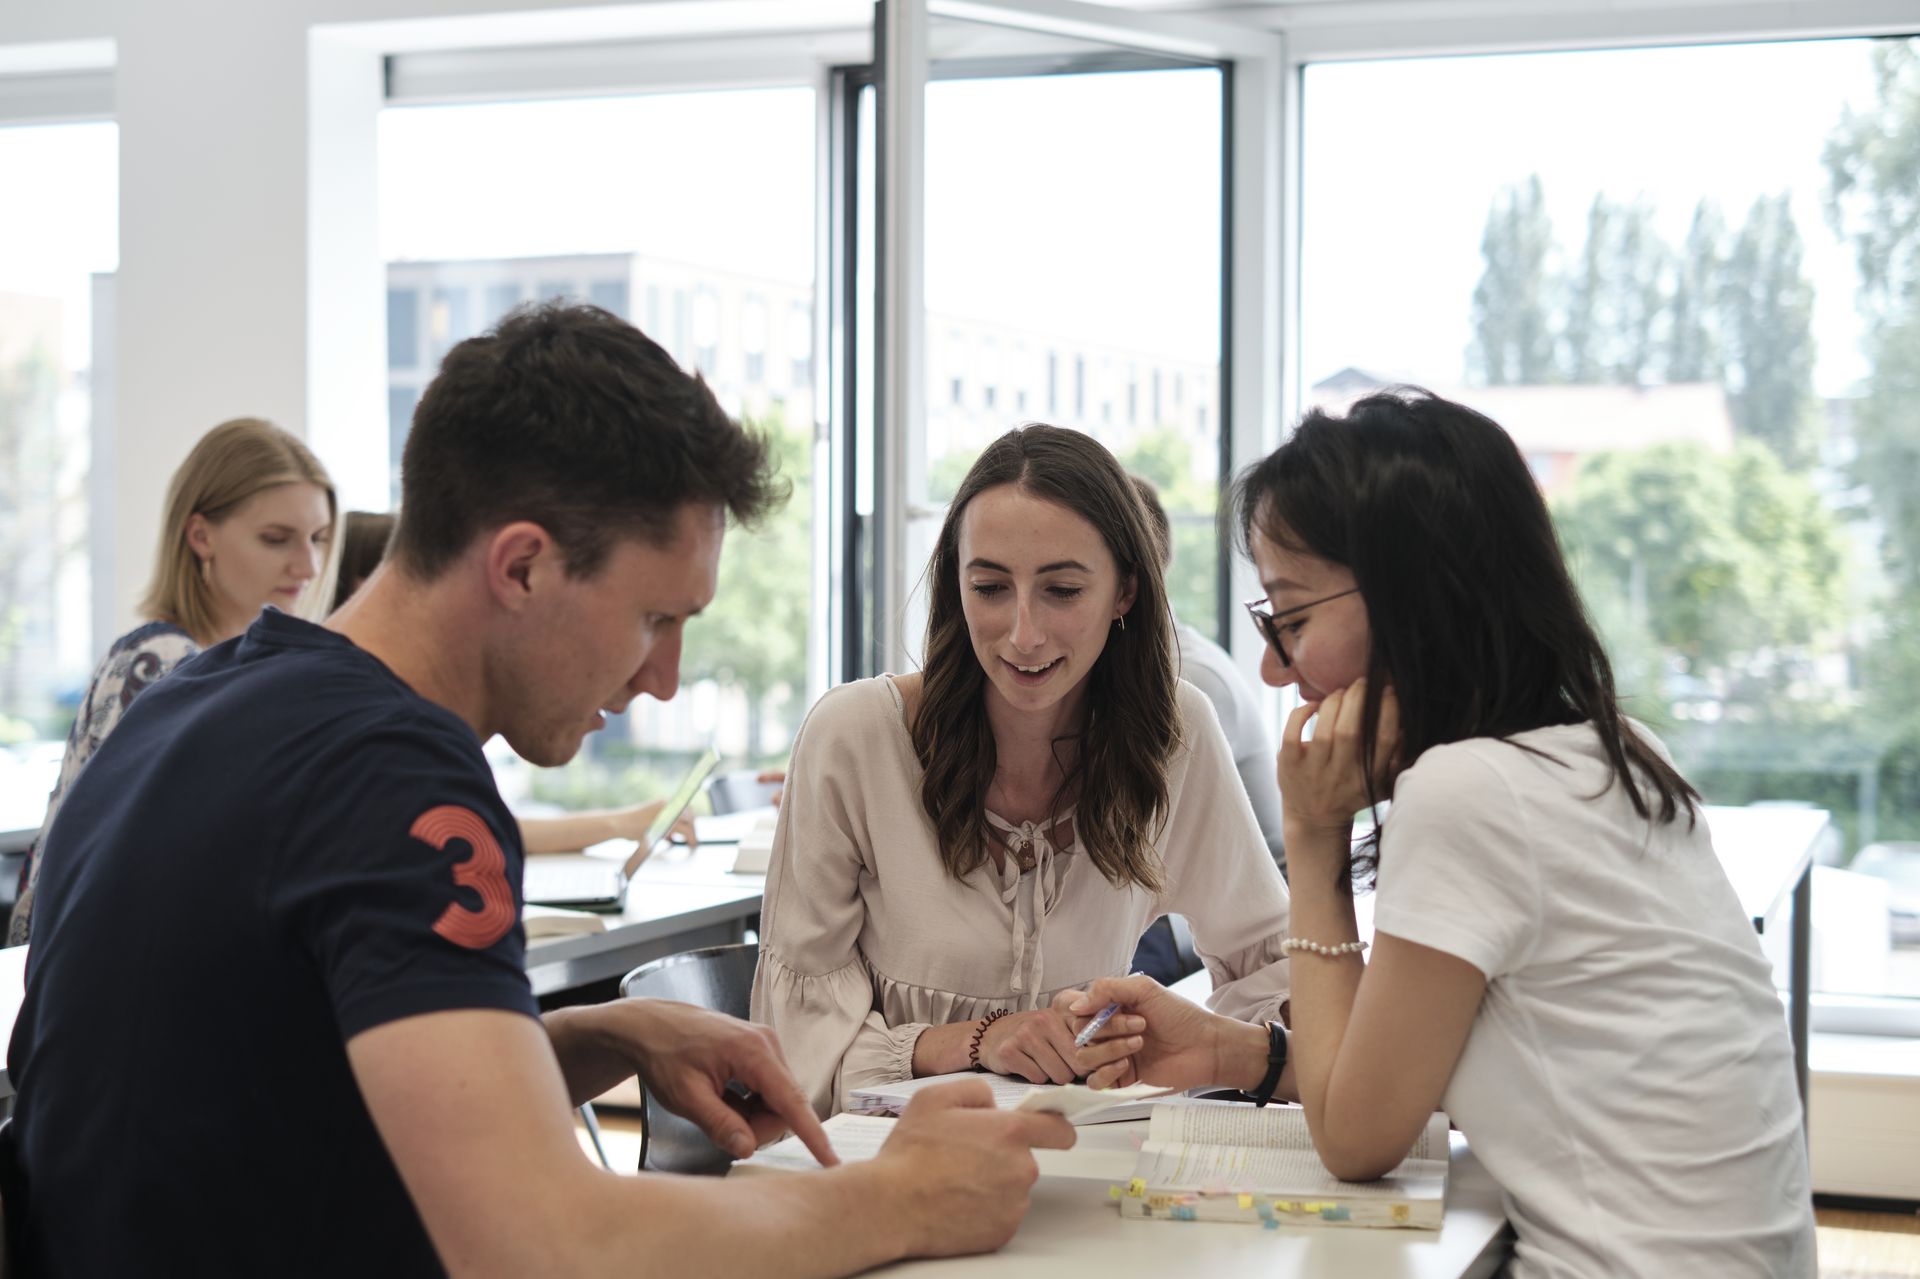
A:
[1243,588,1359,667]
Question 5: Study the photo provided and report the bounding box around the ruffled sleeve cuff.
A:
[1201,932,1292,1028]
[838,1015,932,1106]
[750,946,882,1119]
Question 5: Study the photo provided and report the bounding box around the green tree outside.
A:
[1823,36,1920,843]
[1555,440,1846,674]
[1720,194,1819,468]
[1118,426,1219,633]
[680,403,811,760]
[1469,175,1559,386]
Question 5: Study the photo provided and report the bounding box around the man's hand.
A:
[1065,975,1266,1093]
[547,999,832,1165]
[870,1080,1075,1257]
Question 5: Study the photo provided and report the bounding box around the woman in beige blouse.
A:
[752,425,1295,1118]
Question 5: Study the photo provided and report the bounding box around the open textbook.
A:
[846,1072,1177,1125]
[741,1111,1145,1182]
[1118,1100,1449,1230]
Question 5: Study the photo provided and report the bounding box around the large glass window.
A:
[852,33,1226,668]
[0,122,116,841]
[922,60,1224,637]
[1302,38,1919,1008]
[379,90,816,814]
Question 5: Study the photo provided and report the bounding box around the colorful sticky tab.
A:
[1237,1193,1254,1210]
[1261,1217,1281,1231]
[1172,1206,1197,1222]
[1273,1200,1296,1213]
[1300,1201,1324,1214]
[1255,1203,1275,1221]
[1319,1206,1351,1222]
[1127,1178,1147,1198]
[1109,1184,1124,1200]
[1390,1203,1411,1224]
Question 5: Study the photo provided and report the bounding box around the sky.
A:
[0,35,1891,398]
[0,120,116,368]
[1299,38,1880,397]
[375,69,1224,364]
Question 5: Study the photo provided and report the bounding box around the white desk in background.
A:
[1702,804,1826,1117]
[521,842,765,999]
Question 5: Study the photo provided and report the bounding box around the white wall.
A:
[0,0,861,632]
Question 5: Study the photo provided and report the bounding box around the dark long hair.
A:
[330,510,396,612]
[1231,389,1699,879]
[914,425,1180,891]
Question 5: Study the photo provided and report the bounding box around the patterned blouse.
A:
[8,621,199,945]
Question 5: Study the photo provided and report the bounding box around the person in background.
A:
[328,508,696,857]
[8,417,335,945]
[1129,475,1285,872]
[8,303,1073,1276]
[1123,475,1290,986]
[330,508,396,612]
[1071,389,1815,1277]
[753,424,1294,1119]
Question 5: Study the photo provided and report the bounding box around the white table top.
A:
[851,1128,1509,1279]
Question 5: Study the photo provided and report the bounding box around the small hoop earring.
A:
[1115,614,1126,632]
[199,556,212,583]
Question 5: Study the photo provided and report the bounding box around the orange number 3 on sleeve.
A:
[412,805,517,950]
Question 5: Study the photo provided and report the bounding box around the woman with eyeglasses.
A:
[752,424,1295,1119]
[1070,389,1815,1277]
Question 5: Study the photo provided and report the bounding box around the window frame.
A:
[1279,9,1920,1040]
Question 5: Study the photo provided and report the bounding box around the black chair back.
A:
[618,943,760,1175]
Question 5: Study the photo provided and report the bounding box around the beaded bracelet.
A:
[1280,938,1369,957]
[969,1008,1010,1070]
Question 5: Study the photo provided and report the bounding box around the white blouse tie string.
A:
[984,810,1073,1002]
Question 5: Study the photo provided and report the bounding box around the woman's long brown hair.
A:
[912,425,1181,892]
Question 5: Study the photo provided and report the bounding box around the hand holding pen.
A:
[1067,969,1146,1061]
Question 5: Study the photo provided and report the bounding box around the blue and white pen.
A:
[1072,971,1144,1048]
[1072,1001,1122,1049]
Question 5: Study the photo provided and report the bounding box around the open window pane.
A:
[0,122,116,841]
[886,27,1225,660]
[379,89,817,811]
[1302,38,1919,1006]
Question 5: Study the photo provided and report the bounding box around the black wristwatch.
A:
[1248,1020,1289,1107]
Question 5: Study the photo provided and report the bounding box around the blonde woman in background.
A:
[8,418,335,944]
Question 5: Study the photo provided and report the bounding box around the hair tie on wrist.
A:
[969,1008,1010,1070]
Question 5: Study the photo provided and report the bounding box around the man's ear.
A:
[484,521,559,613]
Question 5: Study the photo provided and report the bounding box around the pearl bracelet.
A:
[1280,938,1369,957]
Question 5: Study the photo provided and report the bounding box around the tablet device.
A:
[523,745,723,910]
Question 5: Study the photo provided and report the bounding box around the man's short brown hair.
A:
[392,302,786,578]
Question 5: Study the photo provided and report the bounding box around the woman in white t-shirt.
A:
[1070,389,1815,1277]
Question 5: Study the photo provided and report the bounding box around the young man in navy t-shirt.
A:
[7,304,1077,1277]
